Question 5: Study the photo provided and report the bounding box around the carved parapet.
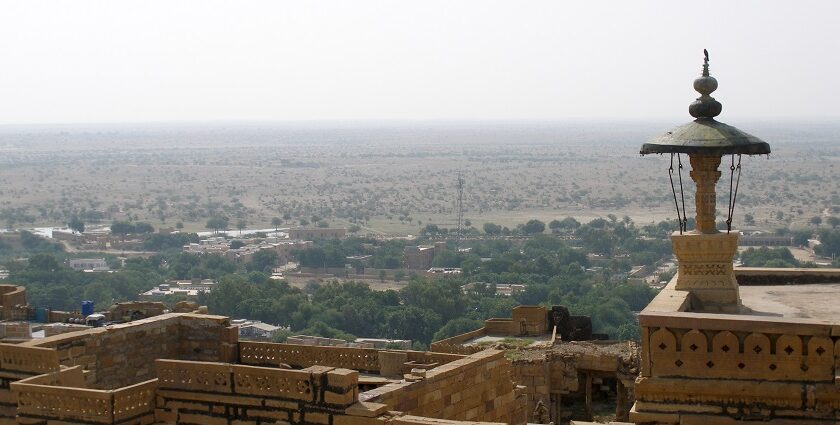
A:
[233,364,315,402]
[155,358,359,407]
[156,359,233,393]
[671,231,740,311]
[239,341,381,373]
[112,379,156,422]
[637,311,840,423]
[0,343,60,375]
[647,327,834,382]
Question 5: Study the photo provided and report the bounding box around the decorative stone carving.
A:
[671,231,740,312]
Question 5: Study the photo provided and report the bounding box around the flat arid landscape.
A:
[0,121,838,235]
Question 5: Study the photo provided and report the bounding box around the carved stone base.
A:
[671,231,740,313]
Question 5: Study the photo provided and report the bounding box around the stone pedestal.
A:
[671,231,740,313]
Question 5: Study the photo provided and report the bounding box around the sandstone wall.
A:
[14,314,236,390]
[11,366,157,425]
[634,309,840,424]
[239,342,463,375]
[511,306,548,335]
[429,327,487,355]
[0,323,30,341]
[0,286,26,310]
[154,359,360,425]
[362,350,527,425]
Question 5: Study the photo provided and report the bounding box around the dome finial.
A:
[689,49,722,118]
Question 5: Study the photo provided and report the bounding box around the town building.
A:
[139,279,216,299]
[461,282,527,297]
[231,318,286,340]
[403,242,447,270]
[288,227,347,240]
[67,258,109,272]
[183,236,312,264]
[738,232,795,247]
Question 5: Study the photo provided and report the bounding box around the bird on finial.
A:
[690,48,721,118]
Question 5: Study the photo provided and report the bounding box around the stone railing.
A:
[641,311,836,383]
[239,341,381,373]
[11,366,157,424]
[405,351,464,366]
[0,343,60,374]
[15,384,113,423]
[157,359,330,403]
[112,379,157,422]
[155,359,359,418]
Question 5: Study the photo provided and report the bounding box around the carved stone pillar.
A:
[689,155,722,234]
[669,154,742,312]
[672,231,740,312]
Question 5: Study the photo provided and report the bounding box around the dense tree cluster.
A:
[110,221,155,235]
[738,247,802,268]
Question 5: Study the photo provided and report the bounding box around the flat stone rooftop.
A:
[464,334,553,348]
[740,283,840,322]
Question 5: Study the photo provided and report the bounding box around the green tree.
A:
[432,317,482,342]
[400,279,465,323]
[134,222,155,234]
[382,306,441,344]
[271,217,282,231]
[110,221,135,235]
[248,250,279,273]
[815,229,840,258]
[483,222,502,235]
[27,254,60,271]
[206,216,229,234]
[522,219,545,235]
[739,247,800,268]
[68,216,85,234]
[237,220,247,236]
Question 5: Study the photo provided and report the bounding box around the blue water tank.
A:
[81,300,94,316]
[35,307,49,323]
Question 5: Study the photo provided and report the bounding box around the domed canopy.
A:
[640,50,771,156]
[640,118,770,155]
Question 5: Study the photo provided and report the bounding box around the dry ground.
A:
[0,123,837,236]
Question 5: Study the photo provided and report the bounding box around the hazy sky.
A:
[2,1,838,125]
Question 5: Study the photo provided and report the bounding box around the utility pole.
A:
[456,172,464,249]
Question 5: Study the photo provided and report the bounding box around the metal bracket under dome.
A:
[668,153,688,234]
